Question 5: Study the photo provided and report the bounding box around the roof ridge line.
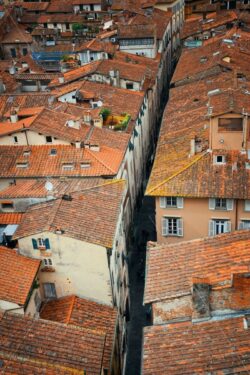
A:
[147,151,207,195]
[67,295,76,323]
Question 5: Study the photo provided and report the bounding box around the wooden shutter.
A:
[32,238,38,249]
[160,197,166,208]
[45,238,50,249]
[245,200,250,211]
[177,218,183,236]
[209,198,215,210]
[162,217,168,236]
[225,221,231,233]
[177,197,184,209]
[226,199,234,211]
[209,220,215,236]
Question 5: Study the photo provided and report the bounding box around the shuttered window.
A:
[160,197,183,208]
[209,198,233,210]
[209,219,231,236]
[162,217,183,237]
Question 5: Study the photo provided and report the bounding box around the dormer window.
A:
[16,162,28,168]
[23,150,30,157]
[81,161,91,168]
[62,163,74,171]
[214,155,226,165]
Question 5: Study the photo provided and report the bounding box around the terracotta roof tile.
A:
[142,316,250,374]
[0,246,40,305]
[40,295,117,370]
[0,144,125,178]
[14,180,126,248]
[0,212,24,224]
[0,312,105,374]
[144,230,250,303]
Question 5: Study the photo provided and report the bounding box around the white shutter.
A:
[160,197,166,208]
[177,197,184,209]
[177,218,183,237]
[209,220,215,236]
[162,218,168,236]
[226,199,234,211]
[245,200,250,212]
[225,220,231,233]
[238,221,245,230]
[209,198,216,210]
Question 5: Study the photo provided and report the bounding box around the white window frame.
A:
[162,217,183,237]
[43,258,53,266]
[238,220,250,230]
[38,238,45,247]
[209,198,233,211]
[160,197,183,209]
[245,200,250,212]
[209,219,231,236]
[213,155,226,165]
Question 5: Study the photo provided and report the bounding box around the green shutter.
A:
[45,238,50,249]
[32,238,38,249]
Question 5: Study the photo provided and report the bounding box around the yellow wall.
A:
[18,232,113,305]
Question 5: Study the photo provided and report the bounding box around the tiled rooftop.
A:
[14,180,126,248]
[40,295,117,370]
[0,312,105,374]
[144,230,250,304]
[0,246,40,305]
[142,316,250,374]
[0,212,24,224]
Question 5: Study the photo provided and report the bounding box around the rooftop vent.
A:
[200,56,208,63]
[62,194,72,201]
[65,119,80,129]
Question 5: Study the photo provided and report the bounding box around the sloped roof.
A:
[144,230,250,304]
[0,312,105,375]
[40,295,117,370]
[142,316,250,374]
[0,213,24,224]
[0,246,40,305]
[14,180,126,248]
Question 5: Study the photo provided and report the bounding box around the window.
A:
[43,258,53,266]
[66,23,70,30]
[32,238,50,249]
[160,197,183,208]
[22,48,28,56]
[43,283,57,299]
[1,201,14,210]
[16,162,28,168]
[213,155,226,165]
[62,163,74,171]
[50,148,57,155]
[218,118,243,132]
[46,136,53,143]
[13,136,18,144]
[215,198,227,210]
[245,200,250,211]
[209,219,231,236]
[162,217,183,236]
[126,83,134,90]
[239,220,250,230]
[10,48,16,58]
[209,198,233,210]
[81,162,91,168]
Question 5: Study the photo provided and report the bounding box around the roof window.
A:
[50,148,57,156]
[16,162,28,168]
[200,56,208,63]
[62,163,74,171]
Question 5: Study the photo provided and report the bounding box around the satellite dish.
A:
[45,181,54,192]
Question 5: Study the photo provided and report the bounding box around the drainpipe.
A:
[235,198,238,231]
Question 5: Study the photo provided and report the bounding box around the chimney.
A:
[192,279,211,321]
[75,141,81,148]
[10,109,18,123]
